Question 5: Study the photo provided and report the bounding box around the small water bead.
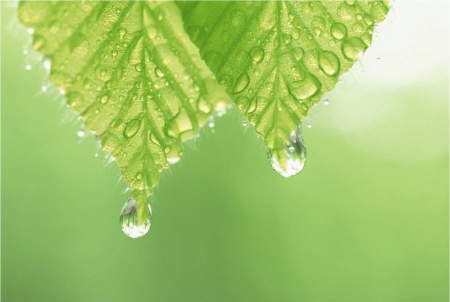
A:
[324,98,330,105]
[27,28,34,35]
[242,120,248,127]
[307,124,312,128]
[318,51,340,76]
[268,125,307,178]
[341,36,367,61]
[77,130,85,137]
[41,85,48,93]
[59,88,66,95]
[330,22,348,40]
[123,117,142,138]
[100,94,109,104]
[42,57,51,71]
[282,33,292,44]
[230,9,246,27]
[377,57,381,61]
[147,25,159,39]
[119,197,151,238]
[118,27,127,39]
[249,46,264,64]
[233,72,250,94]
[292,47,304,61]
[163,137,183,164]
[155,68,164,78]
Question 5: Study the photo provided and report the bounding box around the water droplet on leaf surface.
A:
[120,197,151,238]
[268,125,307,177]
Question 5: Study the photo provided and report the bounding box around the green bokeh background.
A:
[1,2,448,301]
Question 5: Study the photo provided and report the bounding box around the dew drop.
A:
[318,51,340,76]
[324,98,330,105]
[147,25,159,39]
[42,56,51,71]
[154,67,164,78]
[292,47,304,61]
[242,120,248,127]
[118,27,127,39]
[268,125,307,178]
[341,37,367,61]
[330,22,348,40]
[119,197,151,239]
[307,123,312,128]
[163,137,183,164]
[233,72,250,94]
[249,46,264,64]
[123,117,141,138]
[77,130,85,137]
[25,64,32,71]
[27,28,34,35]
[230,9,246,26]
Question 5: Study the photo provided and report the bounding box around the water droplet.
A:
[233,72,250,94]
[77,130,85,137]
[292,47,304,60]
[42,56,51,71]
[59,88,66,95]
[135,64,142,72]
[282,33,292,44]
[330,22,348,40]
[230,9,246,26]
[118,27,127,39]
[318,51,340,76]
[268,125,307,178]
[341,37,367,61]
[163,137,183,164]
[154,67,164,78]
[41,85,48,93]
[323,98,330,105]
[25,64,32,71]
[242,120,248,127]
[147,25,159,39]
[119,197,151,239]
[377,57,381,61]
[307,124,312,128]
[123,117,142,138]
[197,98,212,114]
[249,46,264,64]
[100,94,109,104]
[27,28,34,35]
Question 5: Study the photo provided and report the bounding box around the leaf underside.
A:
[177,0,389,169]
[18,1,229,224]
[18,0,389,230]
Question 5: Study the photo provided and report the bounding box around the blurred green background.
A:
[1,1,448,301]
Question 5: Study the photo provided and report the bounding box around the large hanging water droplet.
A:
[268,125,307,178]
[119,197,151,238]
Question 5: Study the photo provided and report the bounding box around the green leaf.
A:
[18,1,229,237]
[177,1,390,176]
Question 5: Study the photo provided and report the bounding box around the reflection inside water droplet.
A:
[119,197,152,238]
[268,125,307,178]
